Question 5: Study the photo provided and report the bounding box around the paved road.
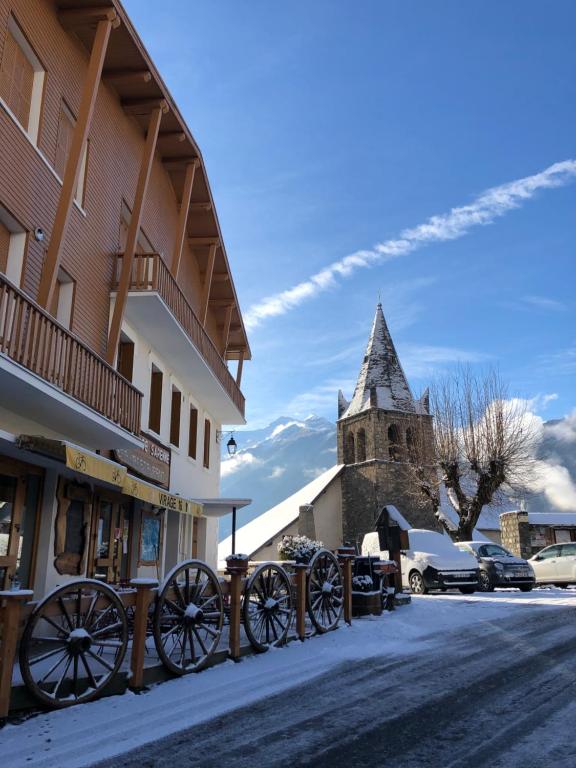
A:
[94,606,576,768]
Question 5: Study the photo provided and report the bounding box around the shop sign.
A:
[121,474,202,518]
[65,445,126,487]
[115,432,170,488]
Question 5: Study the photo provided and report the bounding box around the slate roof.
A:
[341,303,427,418]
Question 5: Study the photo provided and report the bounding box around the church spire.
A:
[341,302,419,418]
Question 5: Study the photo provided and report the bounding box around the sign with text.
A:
[115,432,170,488]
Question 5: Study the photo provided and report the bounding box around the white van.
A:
[362,528,479,594]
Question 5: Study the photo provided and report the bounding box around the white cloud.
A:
[546,409,576,443]
[527,461,576,512]
[267,466,286,479]
[245,160,576,330]
[220,452,261,478]
[302,467,329,480]
[520,295,568,312]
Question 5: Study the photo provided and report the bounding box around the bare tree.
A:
[406,368,537,541]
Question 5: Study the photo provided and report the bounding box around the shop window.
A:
[170,387,181,447]
[49,267,75,328]
[0,17,45,144]
[139,508,163,566]
[356,429,366,462]
[54,480,91,576]
[117,335,135,382]
[203,418,211,469]
[188,406,198,459]
[148,365,163,434]
[388,424,401,461]
[0,204,27,286]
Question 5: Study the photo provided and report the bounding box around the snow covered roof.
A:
[527,512,576,526]
[218,464,344,562]
[341,303,427,419]
[437,482,518,532]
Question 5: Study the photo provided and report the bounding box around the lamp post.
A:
[217,430,237,456]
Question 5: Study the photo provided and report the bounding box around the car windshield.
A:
[478,544,513,558]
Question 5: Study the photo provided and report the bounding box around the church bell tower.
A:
[337,303,440,545]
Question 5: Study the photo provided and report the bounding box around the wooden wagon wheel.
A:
[153,560,224,674]
[19,580,128,708]
[243,563,293,652]
[306,549,344,633]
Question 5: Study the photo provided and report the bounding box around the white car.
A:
[362,528,479,594]
[529,543,576,586]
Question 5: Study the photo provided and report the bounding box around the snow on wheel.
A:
[153,560,224,674]
[306,549,343,633]
[19,580,128,708]
[243,563,293,652]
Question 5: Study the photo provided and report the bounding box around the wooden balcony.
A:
[116,253,245,421]
[0,274,142,437]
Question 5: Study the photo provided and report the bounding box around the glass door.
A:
[0,467,39,590]
[90,496,132,584]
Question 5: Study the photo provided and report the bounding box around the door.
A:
[534,545,562,581]
[0,466,41,590]
[0,473,24,589]
[556,543,576,581]
[89,496,132,584]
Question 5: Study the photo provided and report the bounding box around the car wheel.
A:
[478,571,494,592]
[458,587,475,594]
[554,583,568,589]
[519,585,533,592]
[409,571,428,595]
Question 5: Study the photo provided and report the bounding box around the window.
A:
[539,546,561,560]
[148,365,163,434]
[388,424,401,461]
[356,429,366,462]
[170,387,181,447]
[117,336,134,382]
[0,17,45,143]
[346,432,355,464]
[188,406,198,459]
[48,267,75,328]
[203,418,211,469]
[560,544,576,557]
[0,204,26,285]
[479,544,512,558]
[55,101,88,206]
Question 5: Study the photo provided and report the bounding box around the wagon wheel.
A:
[19,580,128,708]
[153,560,224,674]
[243,563,293,652]
[307,549,344,633]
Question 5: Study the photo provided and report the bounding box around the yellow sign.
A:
[65,445,126,486]
[122,474,203,517]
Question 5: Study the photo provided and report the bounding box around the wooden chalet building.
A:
[0,0,251,596]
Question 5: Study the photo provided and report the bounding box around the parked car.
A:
[456,541,535,592]
[362,528,479,594]
[529,542,576,586]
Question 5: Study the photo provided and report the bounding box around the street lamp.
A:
[217,430,238,456]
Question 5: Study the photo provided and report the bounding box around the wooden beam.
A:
[158,130,186,142]
[200,243,217,326]
[163,156,198,170]
[58,7,118,29]
[122,98,168,115]
[106,106,163,363]
[210,298,235,308]
[236,351,244,388]
[171,161,197,278]
[189,201,212,212]
[188,237,220,247]
[37,17,114,309]
[211,272,229,282]
[221,303,233,356]
[103,69,152,85]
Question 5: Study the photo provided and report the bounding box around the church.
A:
[219,303,441,562]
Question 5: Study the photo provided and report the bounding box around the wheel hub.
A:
[322,581,334,595]
[67,627,92,654]
[263,597,278,612]
[184,603,204,625]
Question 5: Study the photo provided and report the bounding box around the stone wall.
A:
[500,511,531,558]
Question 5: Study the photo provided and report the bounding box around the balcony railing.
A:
[116,253,245,419]
[0,274,142,435]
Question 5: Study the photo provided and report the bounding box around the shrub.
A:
[277,534,323,564]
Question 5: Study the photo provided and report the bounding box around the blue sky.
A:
[125,1,575,428]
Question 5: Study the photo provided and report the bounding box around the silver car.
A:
[529,543,576,586]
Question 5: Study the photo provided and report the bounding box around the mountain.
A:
[219,415,337,538]
[219,412,576,540]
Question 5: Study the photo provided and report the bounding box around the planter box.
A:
[352,590,382,617]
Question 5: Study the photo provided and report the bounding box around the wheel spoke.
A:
[39,650,69,684]
[79,651,98,689]
[51,654,73,698]
[86,649,115,672]
[192,626,209,656]
[58,597,74,631]
[29,644,68,666]
[92,620,123,638]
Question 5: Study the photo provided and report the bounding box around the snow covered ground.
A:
[2,588,576,768]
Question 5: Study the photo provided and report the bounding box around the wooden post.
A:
[129,579,157,690]
[200,243,217,326]
[227,571,243,660]
[341,557,353,625]
[235,351,244,388]
[171,161,198,278]
[0,590,33,720]
[107,103,165,363]
[37,13,117,309]
[294,564,307,641]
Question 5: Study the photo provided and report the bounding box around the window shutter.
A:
[170,390,181,447]
[55,104,75,179]
[0,29,34,129]
[203,419,210,469]
[148,369,163,434]
[188,407,198,459]
[0,220,10,273]
[117,341,134,382]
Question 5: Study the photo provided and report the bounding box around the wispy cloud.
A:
[520,295,568,312]
[245,160,576,330]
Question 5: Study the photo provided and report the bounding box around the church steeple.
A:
[341,303,421,419]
